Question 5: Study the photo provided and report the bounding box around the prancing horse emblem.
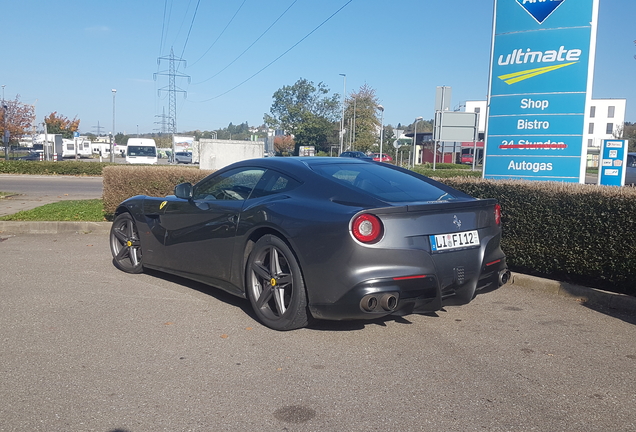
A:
[453,215,462,230]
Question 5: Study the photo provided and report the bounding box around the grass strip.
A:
[0,199,106,221]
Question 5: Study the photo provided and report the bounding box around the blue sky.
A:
[2,0,634,135]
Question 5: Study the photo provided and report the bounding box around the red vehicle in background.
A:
[371,153,392,162]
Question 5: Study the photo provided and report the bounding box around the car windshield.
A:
[310,162,458,203]
[128,146,156,157]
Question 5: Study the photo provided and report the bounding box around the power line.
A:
[180,0,201,60]
[189,0,247,68]
[192,0,299,85]
[194,0,354,102]
[171,0,195,51]
[159,0,169,57]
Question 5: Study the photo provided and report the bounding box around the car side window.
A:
[251,170,301,198]
[192,168,265,201]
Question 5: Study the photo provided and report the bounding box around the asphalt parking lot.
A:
[1,232,635,432]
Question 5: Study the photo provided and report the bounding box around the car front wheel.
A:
[110,212,144,274]
[246,235,311,331]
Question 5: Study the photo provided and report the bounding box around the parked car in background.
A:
[17,151,41,161]
[370,153,392,162]
[110,157,509,331]
[339,151,372,161]
[175,151,192,164]
[626,152,636,186]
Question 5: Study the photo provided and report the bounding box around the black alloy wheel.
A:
[246,235,311,331]
[110,212,144,274]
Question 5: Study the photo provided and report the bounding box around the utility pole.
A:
[92,121,105,136]
[154,107,169,135]
[154,48,190,134]
[110,89,116,163]
[2,85,7,161]
[339,74,346,155]
[154,47,189,162]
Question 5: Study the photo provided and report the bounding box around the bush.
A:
[0,160,111,176]
[102,165,212,216]
[413,166,481,178]
[419,162,472,170]
[439,177,636,296]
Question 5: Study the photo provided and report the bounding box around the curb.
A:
[509,272,636,315]
[0,221,111,235]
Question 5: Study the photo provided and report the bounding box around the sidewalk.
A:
[0,220,111,234]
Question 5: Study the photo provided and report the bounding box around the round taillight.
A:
[494,203,502,226]
[352,214,383,243]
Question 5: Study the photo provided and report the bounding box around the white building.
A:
[465,100,487,134]
[584,98,627,148]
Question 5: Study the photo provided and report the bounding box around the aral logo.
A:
[516,0,566,24]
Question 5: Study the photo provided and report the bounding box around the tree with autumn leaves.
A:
[0,95,36,144]
[44,112,80,139]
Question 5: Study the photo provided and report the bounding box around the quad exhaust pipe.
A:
[360,292,399,312]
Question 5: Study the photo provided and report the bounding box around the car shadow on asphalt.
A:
[142,268,455,331]
[308,312,441,332]
[143,268,258,321]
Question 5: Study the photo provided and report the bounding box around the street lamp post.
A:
[339,74,346,155]
[111,89,116,162]
[377,105,384,161]
[2,85,6,161]
[412,116,423,167]
[2,104,7,161]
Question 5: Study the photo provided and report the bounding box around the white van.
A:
[126,138,158,164]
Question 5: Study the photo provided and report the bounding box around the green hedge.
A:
[0,160,112,176]
[439,177,636,296]
[103,166,212,215]
[412,166,481,178]
[10,160,632,296]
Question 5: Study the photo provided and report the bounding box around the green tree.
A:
[624,122,636,151]
[345,84,381,153]
[264,78,340,154]
[114,133,127,146]
[44,112,80,139]
[380,124,396,159]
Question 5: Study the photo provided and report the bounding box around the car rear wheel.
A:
[110,212,144,274]
[246,235,311,331]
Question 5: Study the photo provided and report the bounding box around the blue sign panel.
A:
[598,140,628,186]
[484,0,599,182]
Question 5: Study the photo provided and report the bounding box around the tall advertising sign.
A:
[484,0,599,182]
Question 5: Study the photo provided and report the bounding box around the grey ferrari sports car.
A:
[110,157,509,330]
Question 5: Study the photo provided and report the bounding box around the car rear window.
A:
[310,163,458,203]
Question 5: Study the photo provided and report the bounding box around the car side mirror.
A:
[174,183,193,200]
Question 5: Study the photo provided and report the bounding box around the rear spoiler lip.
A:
[366,198,499,215]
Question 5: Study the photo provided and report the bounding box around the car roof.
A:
[224,156,373,178]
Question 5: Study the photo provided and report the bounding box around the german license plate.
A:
[430,230,480,252]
